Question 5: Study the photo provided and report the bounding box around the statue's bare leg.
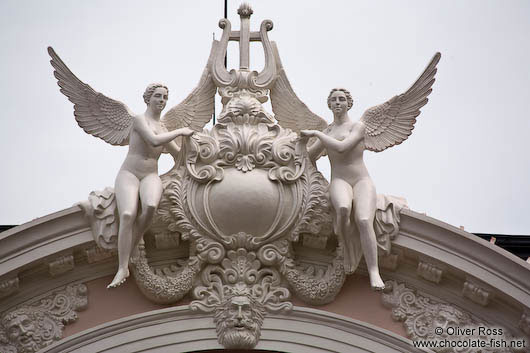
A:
[108,170,140,289]
[352,178,384,290]
[329,178,355,273]
[132,173,163,256]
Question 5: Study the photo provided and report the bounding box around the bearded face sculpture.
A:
[7,314,35,343]
[2,309,42,353]
[214,294,265,349]
[431,304,471,336]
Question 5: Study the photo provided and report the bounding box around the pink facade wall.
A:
[64,274,406,338]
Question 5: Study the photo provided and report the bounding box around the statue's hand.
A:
[300,130,316,137]
[179,127,195,137]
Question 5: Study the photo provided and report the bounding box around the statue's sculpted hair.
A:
[327,88,353,110]
[143,83,168,105]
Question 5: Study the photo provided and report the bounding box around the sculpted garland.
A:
[52,3,439,349]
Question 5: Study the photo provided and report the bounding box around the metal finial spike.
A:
[238,3,253,18]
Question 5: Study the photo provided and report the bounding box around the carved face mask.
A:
[6,314,38,351]
[215,295,264,349]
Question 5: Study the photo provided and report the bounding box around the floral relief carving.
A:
[0,284,88,353]
[382,280,519,353]
[185,94,303,183]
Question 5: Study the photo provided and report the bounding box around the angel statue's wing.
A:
[360,52,441,152]
[48,47,135,146]
[269,42,328,133]
[161,44,217,143]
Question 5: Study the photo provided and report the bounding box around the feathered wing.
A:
[269,42,328,133]
[48,47,134,146]
[161,43,217,144]
[360,52,441,152]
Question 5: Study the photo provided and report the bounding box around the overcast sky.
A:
[1,1,529,235]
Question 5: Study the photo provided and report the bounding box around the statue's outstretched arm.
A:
[164,140,181,159]
[312,123,365,153]
[134,117,193,147]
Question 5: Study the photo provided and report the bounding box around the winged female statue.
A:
[270,49,441,290]
[48,46,216,288]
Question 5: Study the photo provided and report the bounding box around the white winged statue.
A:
[48,47,216,288]
[270,48,441,290]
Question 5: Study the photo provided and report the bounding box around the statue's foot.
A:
[369,272,385,291]
[107,268,130,289]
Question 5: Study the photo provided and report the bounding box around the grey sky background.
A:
[1,1,529,234]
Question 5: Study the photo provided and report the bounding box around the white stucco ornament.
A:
[65,3,437,349]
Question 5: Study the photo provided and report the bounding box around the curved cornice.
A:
[0,206,529,314]
[0,206,91,277]
[397,209,530,307]
[40,306,428,353]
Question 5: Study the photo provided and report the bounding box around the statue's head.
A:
[214,291,265,349]
[143,83,169,111]
[2,308,40,352]
[327,88,353,113]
